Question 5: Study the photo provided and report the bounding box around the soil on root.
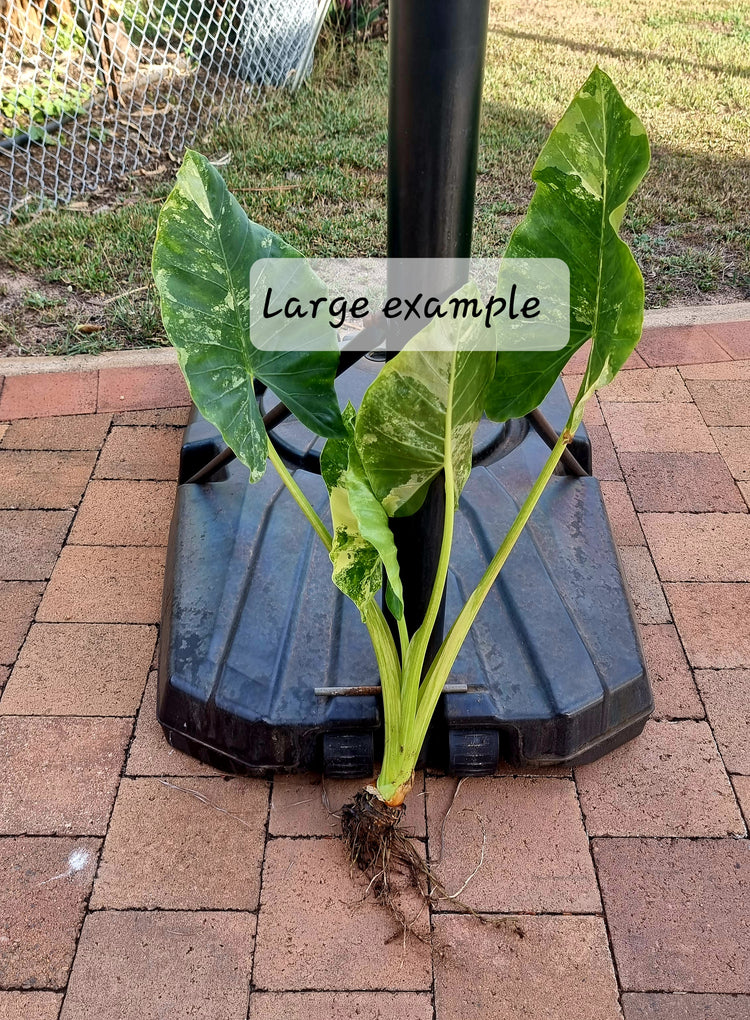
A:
[341,787,485,942]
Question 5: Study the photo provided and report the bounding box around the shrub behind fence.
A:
[0,0,327,222]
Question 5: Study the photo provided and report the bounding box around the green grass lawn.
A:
[1,0,748,356]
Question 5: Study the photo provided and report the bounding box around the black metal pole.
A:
[386,0,491,664]
[388,0,491,261]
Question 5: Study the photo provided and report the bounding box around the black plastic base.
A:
[158,368,652,777]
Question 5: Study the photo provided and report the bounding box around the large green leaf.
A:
[152,150,345,481]
[320,405,404,619]
[485,67,650,428]
[355,284,495,517]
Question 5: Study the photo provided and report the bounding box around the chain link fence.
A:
[0,0,329,222]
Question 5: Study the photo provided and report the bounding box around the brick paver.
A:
[248,992,434,1020]
[711,427,750,480]
[575,720,743,837]
[734,776,750,823]
[600,480,645,545]
[620,452,746,513]
[694,669,750,774]
[253,837,432,991]
[0,992,63,1019]
[665,583,750,668]
[37,545,166,623]
[603,402,717,453]
[622,993,750,1019]
[0,371,97,420]
[91,777,268,909]
[618,546,671,624]
[686,379,750,426]
[433,914,621,1020]
[0,581,44,664]
[702,322,750,359]
[679,359,750,381]
[270,772,427,837]
[69,480,174,546]
[0,510,73,581]
[0,623,156,716]
[97,363,190,412]
[641,512,750,582]
[113,406,191,426]
[639,624,703,719]
[61,911,255,1020]
[94,426,182,480]
[594,838,750,992]
[0,413,111,451]
[0,717,130,835]
[0,836,99,988]
[0,450,95,510]
[425,776,600,912]
[562,375,605,424]
[587,424,623,479]
[1,334,749,1015]
[597,366,691,403]
[637,325,731,367]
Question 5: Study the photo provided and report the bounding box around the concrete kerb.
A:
[0,346,178,378]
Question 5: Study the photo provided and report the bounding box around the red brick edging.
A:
[0,350,189,421]
[2,313,749,422]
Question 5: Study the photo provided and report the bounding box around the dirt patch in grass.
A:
[0,264,167,359]
[0,161,174,357]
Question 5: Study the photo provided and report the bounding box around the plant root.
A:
[340,787,488,942]
[341,788,430,940]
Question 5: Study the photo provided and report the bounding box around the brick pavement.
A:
[0,327,749,1019]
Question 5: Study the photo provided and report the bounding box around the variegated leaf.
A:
[320,406,380,615]
[485,67,650,429]
[355,283,495,517]
[320,405,404,619]
[152,150,345,480]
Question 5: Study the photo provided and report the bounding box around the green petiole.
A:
[269,403,580,807]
